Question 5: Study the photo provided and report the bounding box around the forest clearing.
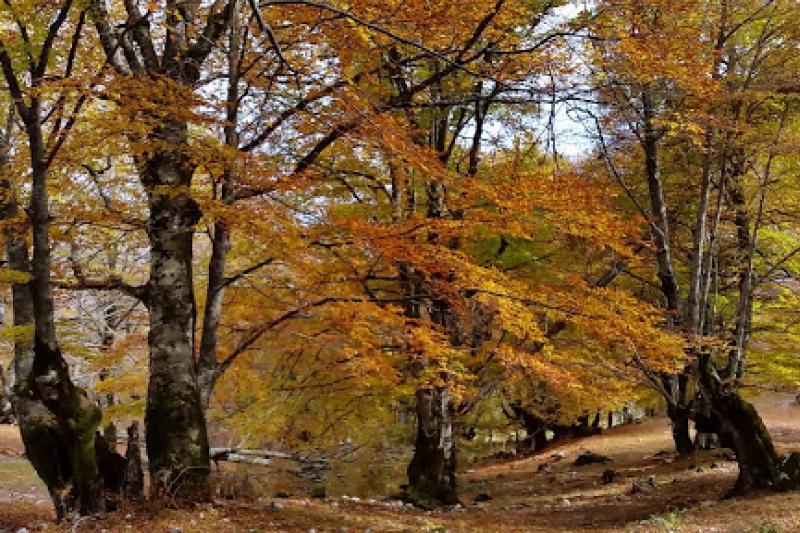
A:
[3,394,800,531]
[2,0,800,531]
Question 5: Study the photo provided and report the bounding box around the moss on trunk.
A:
[15,375,103,518]
[713,391,779,494]
[405,387,458,508]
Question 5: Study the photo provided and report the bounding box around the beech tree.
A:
[7,0,800,523]
[83,0,241,499]
[0,1,110,515]
[587,0,800,492]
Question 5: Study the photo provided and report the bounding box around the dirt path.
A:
[2,394,800,531]
[0,425,53,529]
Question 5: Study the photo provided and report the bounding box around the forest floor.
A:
[2,394,800,531]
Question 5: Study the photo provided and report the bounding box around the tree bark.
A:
[87,0,236,502]
[524,414,549,452]
[406,386,458,507]
[697,355,780,493]
[663,374,693,455]
[124,421,145,499]
[666,403,694,456]
[197,2,242,407]
[0,91,104,517]
[715,392,778,493]
[640,88,696,456]
[394,76,462,507]
[642,89,681,317]
[0,366,12,423]
[693,391,719,450]
[142,122,210,500]
[508,403,548,452]
[27,119,104,515]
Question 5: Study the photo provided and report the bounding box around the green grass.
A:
[0,458,45,490]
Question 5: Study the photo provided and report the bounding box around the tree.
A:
[587,0,800,492]
[86,0,238,499]
[0,1,111,515]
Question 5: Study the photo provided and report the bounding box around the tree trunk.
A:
[87,0,234,504]
[693,391,719,450]
[576,414,588,435]
[406,387,458,507]
[697,355,779,493]
[508,404,548,452]
[714,391,778,493]
[2,98,104,518]
[662,372,694,455]
[142,122,210,500]
[124,421,145,499]
[0,366,11,423]
[525,415,549,452]
[398,91,462,507]
[642,89,681,317]
[666,403,693,456]
[197,3,241,408]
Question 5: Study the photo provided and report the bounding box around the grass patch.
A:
[0,458,44,490]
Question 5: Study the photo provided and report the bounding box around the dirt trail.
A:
[1,394,800,531]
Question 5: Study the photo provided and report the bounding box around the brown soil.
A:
[1,394,800,531]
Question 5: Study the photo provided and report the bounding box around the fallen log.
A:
[209,447,329,469]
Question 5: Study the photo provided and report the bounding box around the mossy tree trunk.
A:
[714,391,779,493]
[86,2,236,501]
[406,386,458,507]
[3,122,104,519]
[0,53,105,514]
[142,122,210,500]
[697,355,780,493]
[26,100,105,513]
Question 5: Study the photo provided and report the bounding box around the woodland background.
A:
[1,0,800,529]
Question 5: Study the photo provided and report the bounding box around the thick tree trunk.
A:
[714,392,779,493]
[18,342,104,518]
[399,103,461,506]
[666,403,693,456]
[696,355,780,493]
[662,373,694,455]
[142,123,210,500]
[88,0,232,504]
[406,387,458,507]
[3,100,104,518]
